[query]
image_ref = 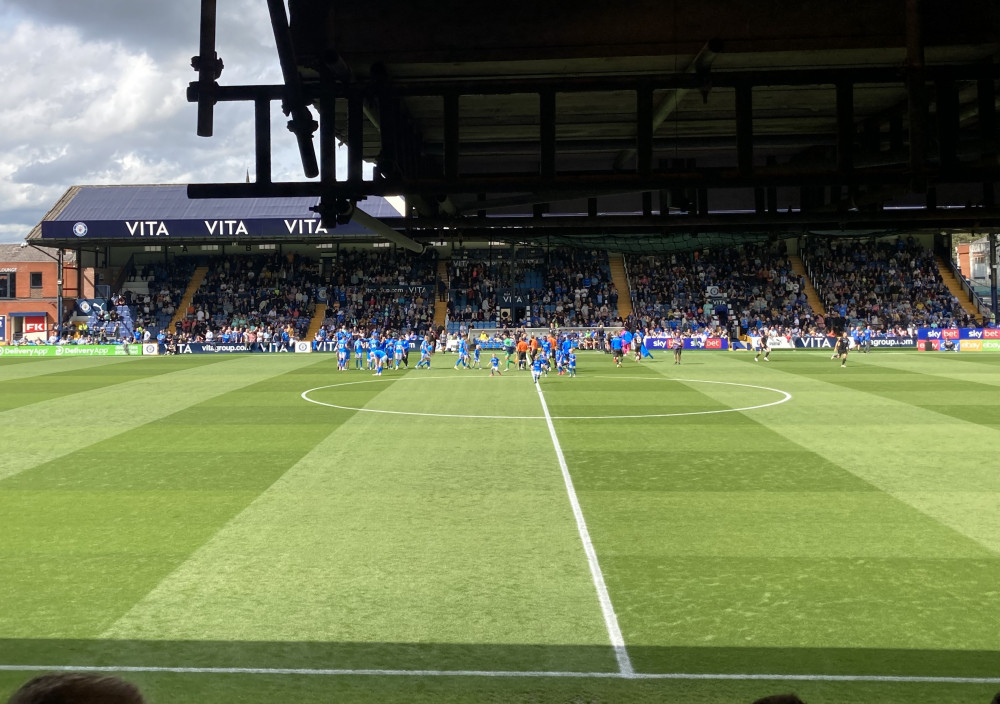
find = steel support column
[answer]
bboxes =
[905,0,927,189]
[56,249,64,334]
[636,84,653,178]
[936,78,959,170]
[266,0,318,178]
[540,90,556,179]
[836,80,854,175]
[255,96,273,185]
[736,82,754,177]
[444,93,459,180]
[347,89,364,185]
[979,67,996,207]
[193,0,219,137]
[991,232,998,320]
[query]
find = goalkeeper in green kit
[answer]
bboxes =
[503,333,515,370]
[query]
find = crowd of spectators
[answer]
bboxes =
[129,259,197,333]
[180,252,320,341]
[317,248,438,334]
[800,236,978,330]
[627,243,816,337]
[124,248,439,346]
[446,246,621,328]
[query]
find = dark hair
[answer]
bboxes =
[7,673,146,704]
[751,695,807,704]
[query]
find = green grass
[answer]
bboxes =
[0,350,998,703]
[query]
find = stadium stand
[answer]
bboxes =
[801,236,978,330]
[445,246,619,331]
[318,248,438,334]
[180,253,319,341]
[626,243,815,335]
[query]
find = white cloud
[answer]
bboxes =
[0,3,300,244]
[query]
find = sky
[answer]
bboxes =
[0,0,325,243]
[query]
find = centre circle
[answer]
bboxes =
[300,376,792,420]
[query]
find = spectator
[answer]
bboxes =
[6,673,146,704]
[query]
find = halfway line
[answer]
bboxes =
[533,380,634,677]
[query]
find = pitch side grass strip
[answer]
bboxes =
[0,356,214,413]
[0,356,139,385]
[0,356,324,482]
[533,379,633,676]
[726,353,1000,554]
[859,351,1000,389]
[1,663,999,683]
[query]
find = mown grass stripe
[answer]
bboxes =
[728,354,1000,554]
[0,356,139,384]
[0,356,324,483]
[99,370,614,673]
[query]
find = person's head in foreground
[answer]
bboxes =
[7,673,146,704]
[751,695,806,704]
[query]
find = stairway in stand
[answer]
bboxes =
[166,266,209,332]
[789,255,826,316]
[608,253,633,320]
[936,255,982,320]
[305,303,328,339]
[433,259,450,328]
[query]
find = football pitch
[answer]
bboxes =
[0,349,997,703]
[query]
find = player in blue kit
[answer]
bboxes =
[367,332,380,370]
[489,353,502,376]
[531,356,543,384]
[639,329,654,360]
[555,349,566,375]
[472,343,482,369]
[383,334,395,367]
[454,336,469,370]
[354,337,365,369]
[416,336,433,369]
[336,336,349,370]
[561,336,573,357]
[372,348,387,376]
[394,338,406,370]
[567,351,577,377]
[610,332,624,367]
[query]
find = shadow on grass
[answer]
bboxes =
[0,640,996,679]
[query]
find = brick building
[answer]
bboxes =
[0,244,95,343]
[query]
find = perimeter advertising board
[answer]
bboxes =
[918,328,1000,340]
[916,328,1000,350]
[644,337,730,350]
[0,344,141,357]
[175,342,286,353]
[790,335,921,348]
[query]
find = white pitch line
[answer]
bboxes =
[533,380,634,677]
[0,664,996,684]
[300,377,792,420]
